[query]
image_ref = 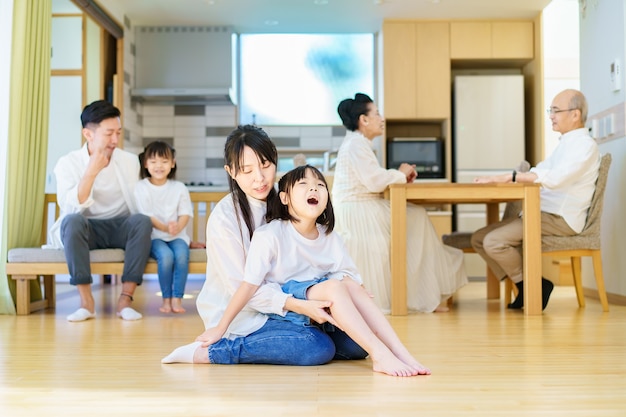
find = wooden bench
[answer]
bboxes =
[6,191,228,315]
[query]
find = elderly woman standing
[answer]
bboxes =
[332,93,467,313]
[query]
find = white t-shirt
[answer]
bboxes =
[531,128,600,233]
[195,194,291,338]
[244,220,363,287]
[134,179,193,244]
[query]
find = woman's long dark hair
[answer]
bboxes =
[223,125,278,239]
[337,93,374,131]
[267,165,334,235]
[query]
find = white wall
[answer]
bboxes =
[47,0,84,193]
[579,0,626,297]
[543,0,580,157]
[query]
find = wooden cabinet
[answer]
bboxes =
[383,21,450,120]
[382,19,535,179]
[450,21,533,60]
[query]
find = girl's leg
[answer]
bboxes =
[341,279,430,374]
[169,239,190,313]
[151,239,174,313]
[307,280,420,377]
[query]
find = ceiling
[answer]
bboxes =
[97,0,554,33]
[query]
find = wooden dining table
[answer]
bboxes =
[387,182,542,316]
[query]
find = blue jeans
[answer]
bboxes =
[207,317,368,365]
[150,238,189,299]
[267,277,329,326]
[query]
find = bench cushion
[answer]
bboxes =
[7,248,207,263]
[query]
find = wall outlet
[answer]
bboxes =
[605,113,615,136]
[591,119,599,139]
[611,59,621,91]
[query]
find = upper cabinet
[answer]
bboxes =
[450,21,534,60]
[383,21,450,120]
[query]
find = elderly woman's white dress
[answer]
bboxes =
[332,130,468,313]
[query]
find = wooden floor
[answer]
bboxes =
[1,278,625,417]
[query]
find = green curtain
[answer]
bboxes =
[0,0,51,314]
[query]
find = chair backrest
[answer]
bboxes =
[579,153,612,237]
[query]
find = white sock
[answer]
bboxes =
[161,341,202,364]
[67,308,96,322]
[117,307,142,321]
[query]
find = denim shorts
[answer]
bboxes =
[268,277,329,326]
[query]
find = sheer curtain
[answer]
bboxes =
[0,0,51,314]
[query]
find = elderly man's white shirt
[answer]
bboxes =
[531,127,600,233]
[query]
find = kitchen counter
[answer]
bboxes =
[186,185,230,193]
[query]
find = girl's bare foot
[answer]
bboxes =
[403,359,431,375]
[391,347,432,375]
[171,298,186,313]
[371,351,420,377]
[160,299,172,313]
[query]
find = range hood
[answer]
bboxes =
[131,88,236,106]
[131,26,237,106]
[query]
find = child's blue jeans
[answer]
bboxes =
[150,238,189,299]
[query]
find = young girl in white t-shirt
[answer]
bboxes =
[135,141,193,314]
[193,165,430,377]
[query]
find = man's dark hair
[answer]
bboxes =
[80,100,121,128]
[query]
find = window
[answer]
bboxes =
[239,34,375,126]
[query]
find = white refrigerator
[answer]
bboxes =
[452,75,525,277]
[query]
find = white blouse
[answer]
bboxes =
[195,194,291,338]
[332,130,406,203]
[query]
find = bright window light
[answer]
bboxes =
[239,34,375,126]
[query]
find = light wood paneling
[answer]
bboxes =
[383,21,417,119]
[415,22,450,119]
[383,21,450,120]
[450,21,492,59]
[451,21,534,60]
[1,280,625,416]
[492,21,534,59]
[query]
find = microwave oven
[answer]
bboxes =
[386,137,445,179]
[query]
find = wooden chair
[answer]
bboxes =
[536,153,612,311]
[443,153,612,311]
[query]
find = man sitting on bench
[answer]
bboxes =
[47,100,152,322]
